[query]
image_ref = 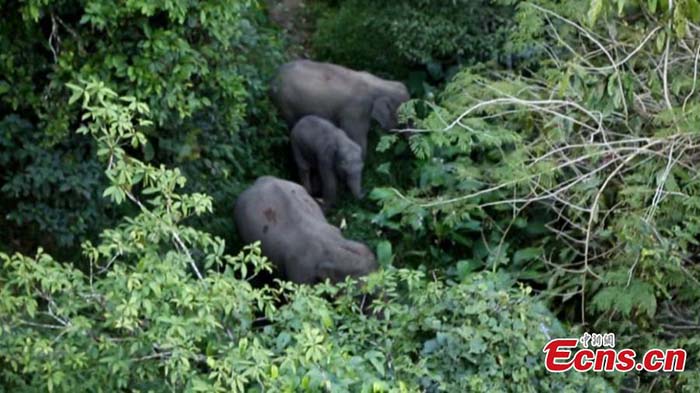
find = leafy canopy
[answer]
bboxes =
[0,80,612,393]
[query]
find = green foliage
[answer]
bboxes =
[3,1,699,391]
[1,249,613,392]
[311,0,515,86]
[0,0,286,254]
[0,82,611,393]
[4,0,279,135]
[367,1,700,390]
[0,115,112,252]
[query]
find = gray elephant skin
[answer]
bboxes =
[291,115,364,209]
[271,59,410,155]
[234,176,377,284]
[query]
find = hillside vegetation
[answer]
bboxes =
[1,0,699,391]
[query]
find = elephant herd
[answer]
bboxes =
[234,59,410,285]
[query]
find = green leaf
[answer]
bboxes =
[376,134,398,152]
[591,281,657,317]
[512,248,542,265]
[369,187,396,201]
[649,0,658,13]
[469,335,486,354]
[674,7,688,37]
[689,0,700,21]
[377,241,394,266]
[365,351,385,377]
[588,0,604,26]
[192,378,213,392]
[456,260,481,279]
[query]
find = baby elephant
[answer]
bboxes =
[234,176,377,284]
[291,115,364,209]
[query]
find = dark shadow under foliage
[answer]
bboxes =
[0,0,288,259]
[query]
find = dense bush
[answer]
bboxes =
[0,116,111,253]
[3,0,699,391]
[0,82,612,392]
[0,0,286,254]
[370,0,700,389]
[311,0,515,88]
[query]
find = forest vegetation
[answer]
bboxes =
[1,0,699,391]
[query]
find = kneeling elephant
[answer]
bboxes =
[234,176,377,284]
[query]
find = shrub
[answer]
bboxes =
[370,1,700,389]
[311,0,514,83]
[0,116,112,253]
[0,81,613,393]
[0,0,286,254]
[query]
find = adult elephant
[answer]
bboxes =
[234,176,377,284]
[270,59,410,155]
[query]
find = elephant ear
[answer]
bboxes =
[371,96,395,130]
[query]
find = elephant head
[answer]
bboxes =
[336,139,365,199]
[318,240,377,283]
[371,84,410,130]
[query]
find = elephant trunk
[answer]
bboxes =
[347,173,364,199]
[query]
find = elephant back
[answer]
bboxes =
[272,60,374,123]
[239,176,324,220]
[235,177,326,240]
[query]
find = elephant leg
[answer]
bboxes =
[279,104,298,128]
[340,116,370,159]
[292,144,312,193]
[310,170,322,197]
[286,266,315,284]
[317,259,367,284]
[284,251,318,284]
[317,261,342,283]
[299,169,312,195]
[356,133,368,158]
[319,164,338,210]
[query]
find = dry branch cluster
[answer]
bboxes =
[399,5,700,324]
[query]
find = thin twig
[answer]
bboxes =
[683,42,700,112]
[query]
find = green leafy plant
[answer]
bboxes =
[311,0,515,89]
[369,1,700,389]
[0,0,287,254]
[0,81,612,393]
